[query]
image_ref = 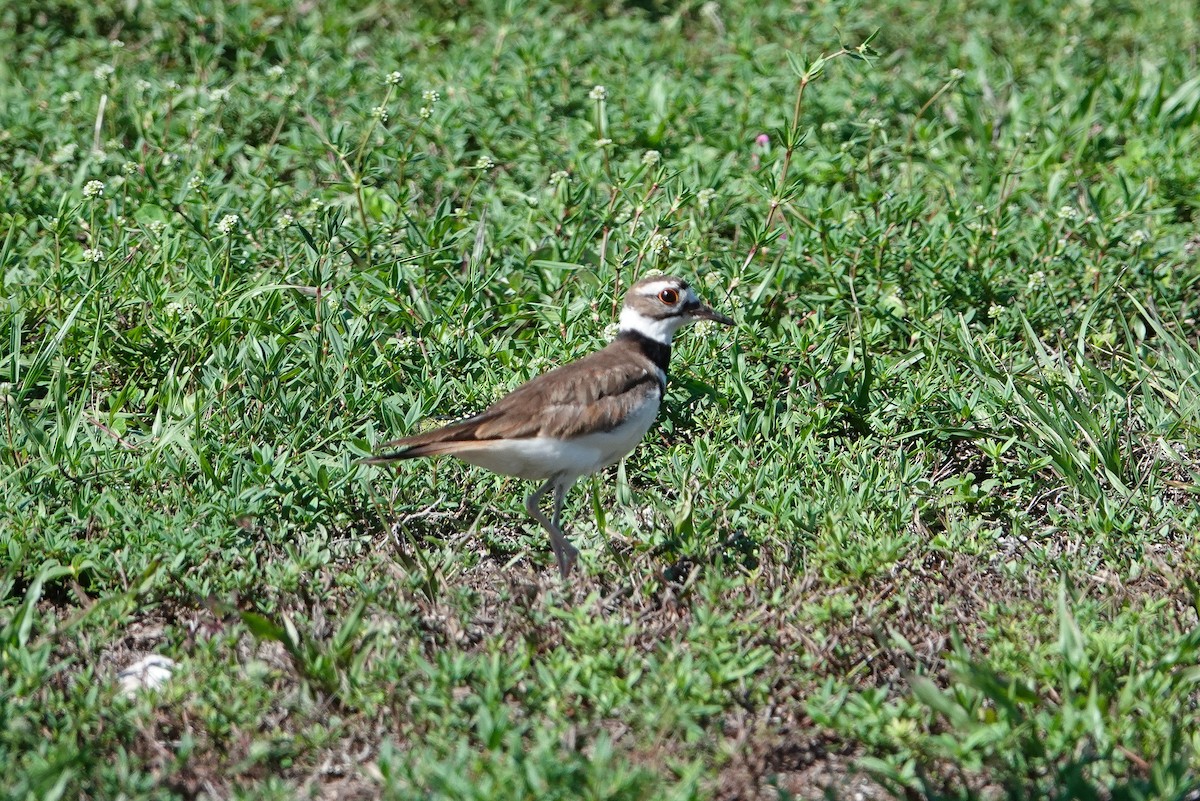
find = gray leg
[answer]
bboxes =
[524,477,579,580]
[549,479,579,579]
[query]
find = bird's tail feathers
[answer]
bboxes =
[356,447,417,465]
[359,438,487,465]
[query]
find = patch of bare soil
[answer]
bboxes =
[66,514,1197,800]
[415,545,1030,798]
[715,725,888,800]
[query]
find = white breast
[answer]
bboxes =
[451,390,662,481]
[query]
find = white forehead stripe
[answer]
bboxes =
[636,279,689,298]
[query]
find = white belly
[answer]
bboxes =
[451,396,661,481]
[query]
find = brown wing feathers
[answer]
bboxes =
[363,340,661,464]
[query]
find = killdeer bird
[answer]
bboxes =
[363,275,734,579]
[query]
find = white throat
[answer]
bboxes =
[617,307,682,345]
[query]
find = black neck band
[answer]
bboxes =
[618,329,672,376]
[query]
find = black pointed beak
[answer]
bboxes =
[690,303,735,326]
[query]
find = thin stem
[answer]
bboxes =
[739,45,866,277]
[459,171,484,213]
[394,119,427,196]
[903,75,961,192]
[304,113,372,264]
[353,85,395,172]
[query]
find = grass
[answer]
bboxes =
[2,0,1200,798]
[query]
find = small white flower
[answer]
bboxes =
[1057,205,1079,220]
[697,187,717,210]
[419,106,432,120]
[867,117,884,130]
[165,301,184,316]
[217,214,239,235]
[526,355,552,374]
[93,64,115,82]
[267,65,286,79]
[59,90,82,105]
[161,152,177,167]
[109,39,125,49]
[82,248,104,262]
[122,161,139,175]
[52,143,78,164]
[371,105,389,122]
[588,85,607,101]
[595,137,613,148]
[1128,229,1149,246]
[988,303,1004,318]
[648,233,671,257]
[147,220,167,236]
[187,175,204,192]
[389,334,419,352]
[820,121,838,134]
[422,89,440,104]
[82,180,105,199]
[135,79,152,93]
[1027,270,1047,290]
[602,322,619,340]
[641,150,661,166]
[950,68,966,81]
[384,71,403,86]
[277,212,295,229]
[548,170,569,186]
[474,155,494,170]
[210,87,230,103]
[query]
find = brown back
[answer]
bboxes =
[379,336,665,453]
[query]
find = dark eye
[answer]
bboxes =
[658,288,679,304]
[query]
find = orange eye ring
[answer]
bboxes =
[658,288,679,304]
